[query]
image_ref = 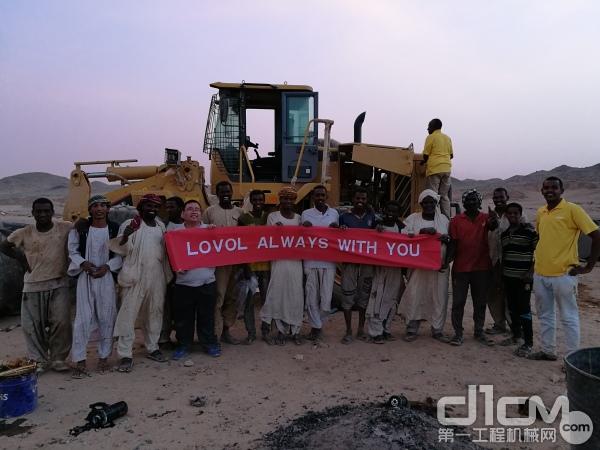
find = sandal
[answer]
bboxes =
[403,333,418,342]
[275,332,286,346]
[147,350,167,363]
[356,331,369,342]
[514,344,532,358]
[97,358,110,374]
[71,362,91,379]
[243,335,256,345]
[341,334,353,345]
[117,357,133,373]
[293,335,303,346]
[449,335,463,346]
[369,335,385,344]
[383,332,396,341]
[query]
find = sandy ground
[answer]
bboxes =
[1,266,599,450]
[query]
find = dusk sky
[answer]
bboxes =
[1,1,599,180]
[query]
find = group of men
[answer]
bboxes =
[1,118,599,376]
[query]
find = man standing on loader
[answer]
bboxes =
[421,118,453,218]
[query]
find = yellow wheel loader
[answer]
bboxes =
[63,81,427,221]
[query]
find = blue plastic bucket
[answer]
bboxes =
[0,372,38,418]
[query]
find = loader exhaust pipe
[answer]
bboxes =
[353,112,366,143]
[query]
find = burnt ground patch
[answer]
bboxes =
[255,401,485,450]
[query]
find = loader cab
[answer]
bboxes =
[204,82,319,183]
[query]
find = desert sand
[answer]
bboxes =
[1,267,599,449]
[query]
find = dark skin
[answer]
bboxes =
[340,191,370,340]
[80,203,111,279]
[242,193,266,279]
[119,201,159,245]
[302,188,338,228]
[492,189,509,216]
[165,200,183,224]
[339,192,368,231]
[217,184,234,209]
[249,193,265,218]
[276,196,296,222]
[0,202,57,272]
[446,193,498,263]
[541,179,600,275]
[376,204,403,231]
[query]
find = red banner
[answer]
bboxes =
[165,226,442,271]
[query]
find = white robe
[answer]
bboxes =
[68,226,122,361]
[398,212,449,332]
[260,211,304,335]
[110,220,172,358]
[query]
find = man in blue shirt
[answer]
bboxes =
[339,187,376,344]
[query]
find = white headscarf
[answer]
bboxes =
[418,189,440,204]
[414,189,448,235]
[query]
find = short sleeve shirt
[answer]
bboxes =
[202,205,243,227]
[534,199,599,276]
[339,210,376,229]
[7,220,71,292]
[301,206,339,270]
[422,130,453,176]
[449,212,492,273]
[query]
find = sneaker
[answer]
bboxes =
[146,350,167,363]
[526,351,557,361]
[171,346,190,361]
[449,335,463,346]
[206,345,221,357]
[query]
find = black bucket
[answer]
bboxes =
[565,347,600,449]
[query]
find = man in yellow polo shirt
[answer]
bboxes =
[529,176,600,361]
[422,118,453,218]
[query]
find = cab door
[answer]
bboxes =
[281,92,318,182]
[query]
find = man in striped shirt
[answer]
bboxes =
[500,203,538,357]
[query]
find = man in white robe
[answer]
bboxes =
[68,195,122,377]
[399,189,451,342]
[111,194,172,372]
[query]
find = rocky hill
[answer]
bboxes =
[0,172,111,205]
[452,163,600,202]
